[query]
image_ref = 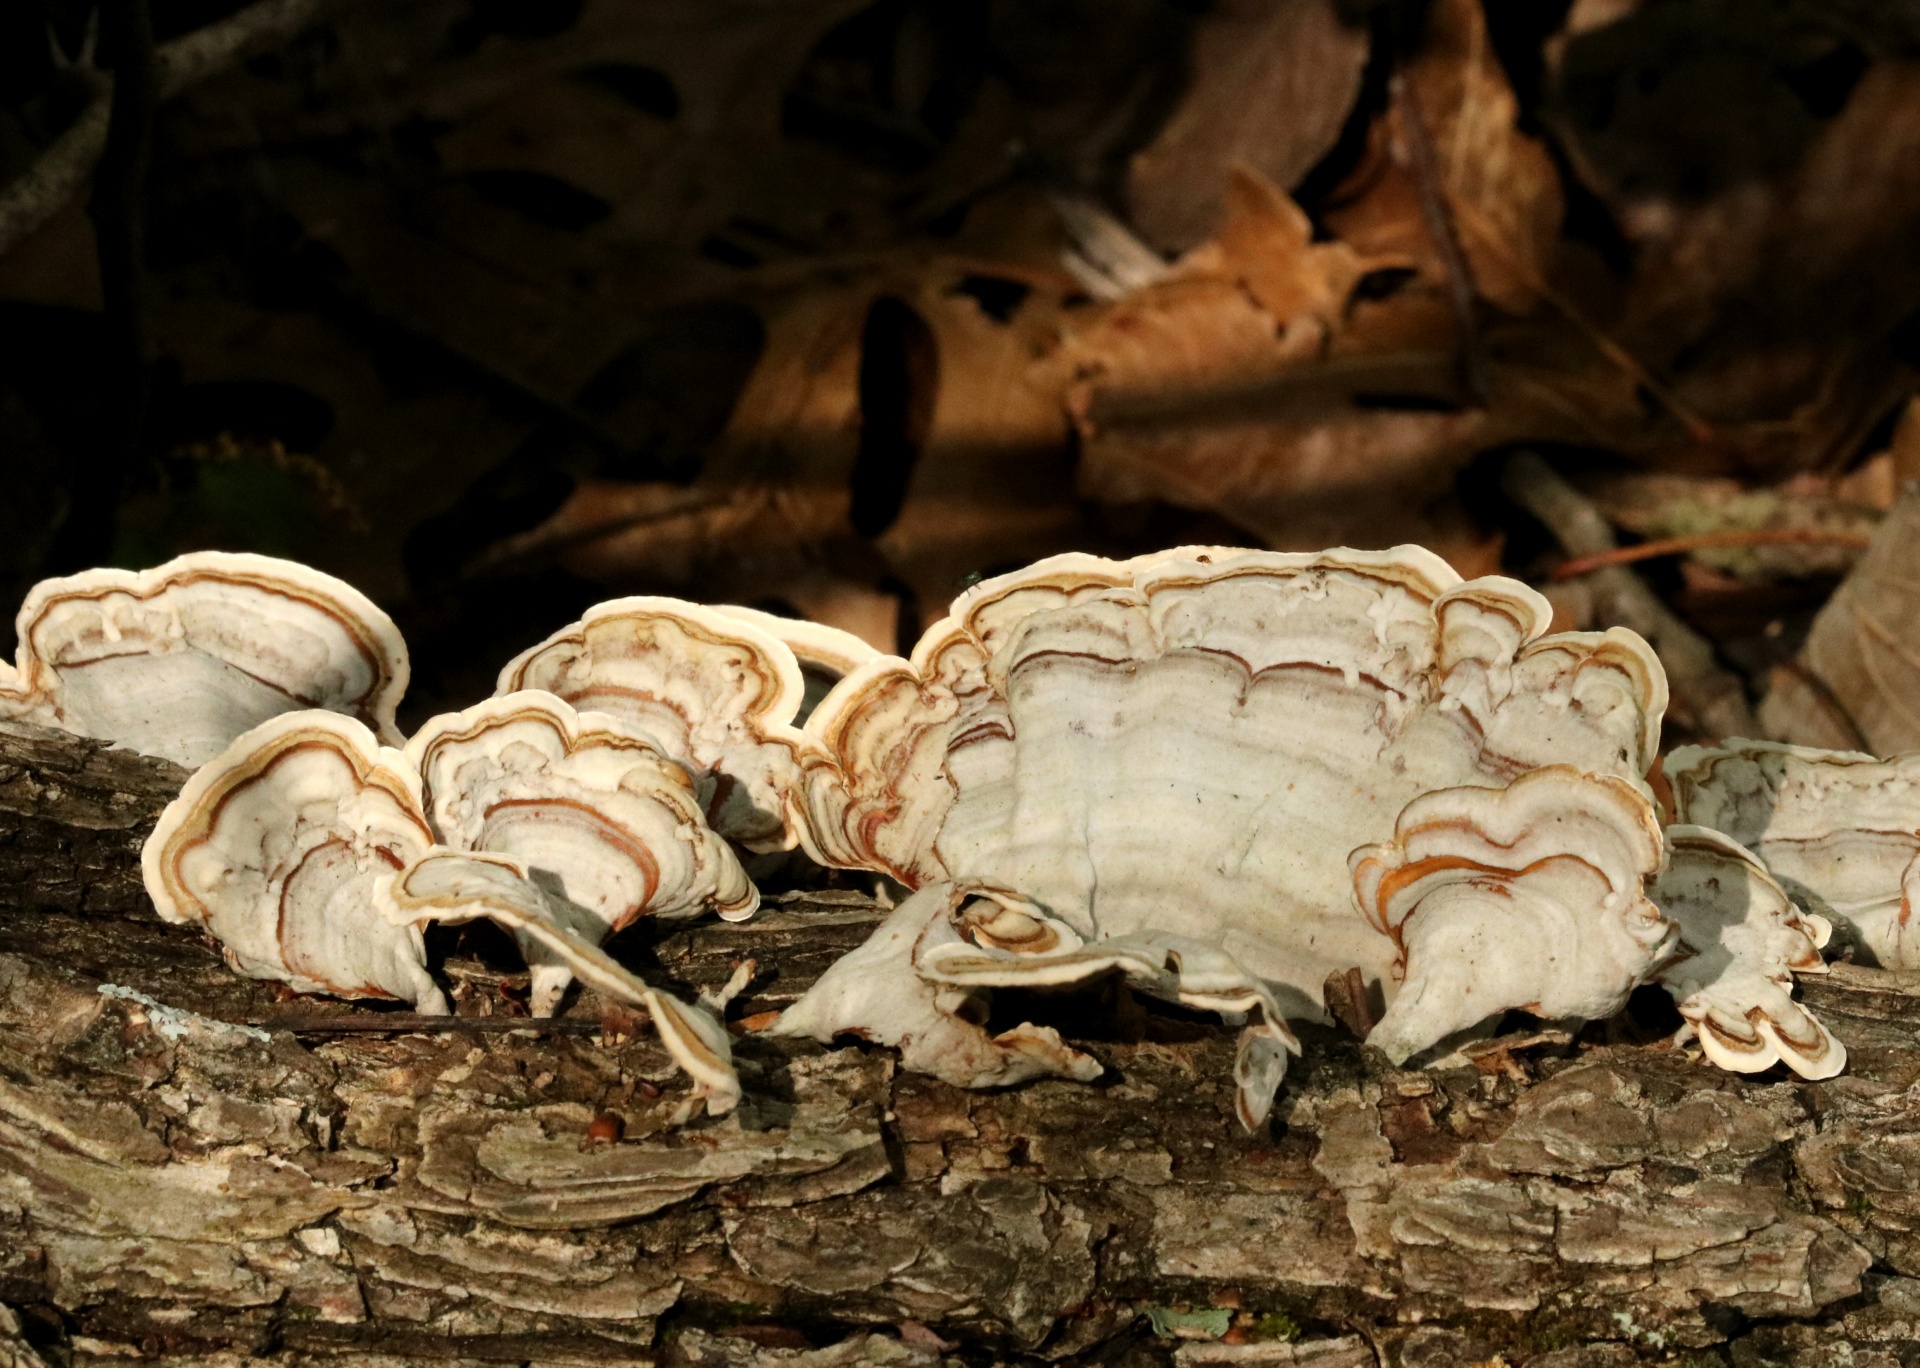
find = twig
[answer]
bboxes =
[0,0,345,260]
[1391,72,1486,402]
[1551,527,1873,580]
[0,78,112,258]
[1503,451,1759,740]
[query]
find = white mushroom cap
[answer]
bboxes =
[1666,737,1920,970]
[784,545,1708,1114]
[1653,825,1842,1079]
[407,691,757,1014]
[10,551,408,768]
[497,597,817,851]
[141,710,444,1010]
[1351,766,1674,1064]
[798,546,1665,896]
[710,605,882,714]
[376,849,740,1115]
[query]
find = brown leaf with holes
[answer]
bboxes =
[1059,165,1559,552]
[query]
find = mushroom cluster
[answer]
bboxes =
[776,547,1844,1125]
[6,546,1854,1127]
[101,563,861,1116]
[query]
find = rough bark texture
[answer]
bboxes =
[1,718,1918,1367]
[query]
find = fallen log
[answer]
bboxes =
[0,717,1917,1367]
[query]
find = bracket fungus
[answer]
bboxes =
[1665,738,1919,970]
[497,597,822,851]
[1349,765,1674,1065]
[712,604,881,721]
[780,546,1837,1125]
[375,850,742,1115]
[141,711,445,1010]
[1,551,407,768]
[1652,826,1843,1078]
[407,690,757,1014]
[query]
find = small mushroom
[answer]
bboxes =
[1652,825,1843,1079]
[1666,738,1919,970]
[497,596,819,851]
[141,711,445,1009]
[375,849,741,1114]
[6,551,407,768]
[1350,766,1675,1063]
[407,690,757,1015]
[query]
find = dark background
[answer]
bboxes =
[3,0,1917,731]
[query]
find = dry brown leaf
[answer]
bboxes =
[472,256,1082,636]
[1123,0,1368,253]
[1058,166,1562,548]
[1182,166,1386,328]
[1322,0,1564,316]
[1561,53,1920,474]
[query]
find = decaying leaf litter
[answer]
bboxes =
[4,0,1920,1363]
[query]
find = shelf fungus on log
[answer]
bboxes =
[712,603,882,722]
[1665,738,1920,970]
[1349,766,1674,1064]
[1652,825,1844,1079]
[782,546,1835,1126]
[0,551,407,767]
[375,849,743,1116]
[140,711,446,1010]
[497,596,822,851]
[407,690,758,1014]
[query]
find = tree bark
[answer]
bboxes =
[1,717,1918,1367]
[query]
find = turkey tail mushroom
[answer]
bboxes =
[782,544,1750,1119]
[1351,766,1675,1064]
[1653,825,1844,1080]
[407,690,756,1016]
[140,711,445,1009]
[376,850,742,1115]
[768,882,1105,1096]
[7,551,408,767]
[497,596,821,852]
[1666,738,1920,970]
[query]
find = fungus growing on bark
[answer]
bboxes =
[712,604,881,721]
[780,545,1831,1125]
[139,701,751,1109]
[1652,825,1843,1079]
[1665,738,1920,970]
[140,711,444,1009]
[407,690,757,1015]
[2,551,407,768]
[1349,766,1674,1064]
[497,597,819,850]
[376,849,742,1115]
